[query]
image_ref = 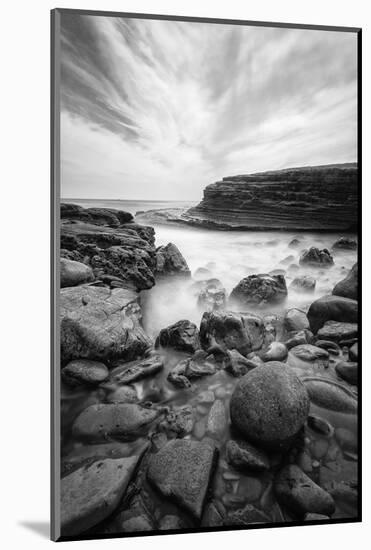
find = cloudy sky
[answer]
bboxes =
[60,13,357,200]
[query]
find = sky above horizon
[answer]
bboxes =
[60,14,357,200]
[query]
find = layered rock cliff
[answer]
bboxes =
[184,163,358,231]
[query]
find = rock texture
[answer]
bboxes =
[60,285,151,364]
[155,243,191,278]
[156,320,200,353]
[230,274,287,307]
[184,164,357,231]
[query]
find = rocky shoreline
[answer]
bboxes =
[59,203,358,537]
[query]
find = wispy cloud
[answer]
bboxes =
[60,14,357,200]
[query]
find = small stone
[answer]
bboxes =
[291,344,329,362]
[226,439,270,472]
[207,400,227,438]
[62,359,109,387]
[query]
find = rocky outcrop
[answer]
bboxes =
[155,243,191,278]
[60,285,152,365]
[61,203,156,291]
[184,164,357,231]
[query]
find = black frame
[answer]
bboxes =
[51,8,362,542]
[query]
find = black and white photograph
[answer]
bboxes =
[52,8,360,542]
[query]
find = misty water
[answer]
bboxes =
[61,200,358,525]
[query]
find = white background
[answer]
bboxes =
[1,0,369,548]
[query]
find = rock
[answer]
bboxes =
[61,203,134,226]
[147,439,218,520]
[289,238,302,248]
[307,415,334,437]
[61,359,109,387]
[290,275,316,293]
[206,400,227,438]
[60,455,142,536]
[60,286,152,364]
[332,237,357,250]
[290,344,329,362]
[198,279,226,312]
[185,354,217,378]
[262,342,288,362]
[284,329,313,349]
[335,428,357,454]
[263,314,282,344]
[162,406,194,437]
[230,273,287,307]
[275,465,335,517]
[302,377,357,414]
[105,386,138,404]
[314,339,340,354]
[317,321,357,343]
[224,349,255,377]
[201,501,224,527]
[167,361,192,389]
[120,514,154,532]
[299,247,334,267]
[226,439,270,471]
[349,342,358,361]
[158,515,186,530]
[200,310,264,355]
[224,504,270,525]
[184,164,358,231]
[60,258,94,288]
[332,263,358,300]
[307,295,358,333]
[284,308,310,332]
[155,243,191,278]
[156,320,200,353]
[109,356,163,385]
[230,363,310,450]
[72,403,159,441]
[335,361,358,385]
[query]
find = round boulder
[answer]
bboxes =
[229,274,287,307]
[230,363,310,450]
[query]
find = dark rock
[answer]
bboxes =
[289,238,302,248]
[184,164,358,231]
[156,320,200,353]
[226,439,270,471]
[332,263,358,300]
[155,243,191,278]
[109,356,163,385]
[201,501,225,527]
[200,310,264,355]
[61,455,142,536]
[349,342,358,361]
[290,344,329,362]
[230,363,310,450]
[307,415,334,437]
[206,400,227,438]
[284,308,310,332]
[332,237,357,250]
[284,329,313,349]
[335,361,358,385]
[72,403,159,441]
[307,295,358,333]
[147,439,218,520]
[302,377,357,413]
[299,247,334,267]
[275,465,335,517]
[224,349,255,377]
[224,504,270,525]
[185,355,217,378]
[230,274,287,307]
[317,321,357,343]
[167,361,192,389]
[60,286,152,364]
[61,203,133,226]
[162,406,194,437]
[262,342,288,362]
[314,340,341,354]
[60,258,94,288]
[62,359,109,387]
[304,513,330,521]
[290,275,316,293]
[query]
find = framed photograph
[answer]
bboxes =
[51,8,361,542]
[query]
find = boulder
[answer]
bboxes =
[332,237,357,250]
[284,308,310,332]
[147,439,218,520]
[290,344,329,362]
[60,258,94,288]
[200,310,264,355]
[307,295,358,333]
[290,275,316,293]
[299,247,334,267]
[302,377,357,414]
[226,439,270,472]
[230,274,287,307]
[156,320,200,353]
[109,356,163,385]
[61,359,109,387]
[333,263,358,300]
[262,342,288,362]
[230,363,310,450]
[155,243,191,278]
[72,403,159,441]
[60,285,152,364]
[61,455,142,536]
[275,465,335,517]
[284,329,313,349]
[162,406,194,437]
[317,321,358,343]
